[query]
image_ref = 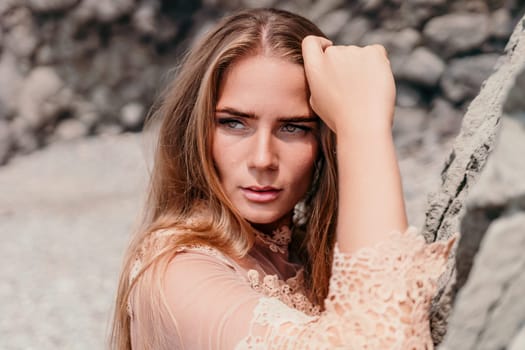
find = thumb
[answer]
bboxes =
[302,35,332,76]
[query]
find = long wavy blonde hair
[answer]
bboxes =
[110,8,338,349]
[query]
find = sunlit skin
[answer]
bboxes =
[212,55,319,235]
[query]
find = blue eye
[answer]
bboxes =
[281,124,309,134]
[217,118,245,130]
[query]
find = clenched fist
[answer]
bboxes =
[301,35,396,135]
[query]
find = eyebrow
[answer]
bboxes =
[215,107,318,123]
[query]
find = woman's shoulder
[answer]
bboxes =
[129,225,239,285]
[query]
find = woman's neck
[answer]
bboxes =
[250,212,293,236]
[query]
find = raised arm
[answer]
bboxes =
[302,36,407,254]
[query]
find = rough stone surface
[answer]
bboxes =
[441,54,500,103]
[52,118,90,141]
[16,67,66,129]
[27,0,79,12]
[0,0,521,166]
[72,0,135,23]
[424,13,490,57]
[338,16,371,44]
[399,0,447,27]
[441,210,525,350]
[424,14,525,344]
[490,8,514,39]
[3,7,38,59]
[358,0,383,12]
[509,325,525,350]
[0,120,12,165]
[120,102,145,130]
[428,98,463,139]
[0,53,24,115]
[396,82,423,108]
[317,9,351,38]
[398,47,445,87]
[10,117,40,154]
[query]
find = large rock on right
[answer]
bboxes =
[439,52,525,350]
[422,12,525,347]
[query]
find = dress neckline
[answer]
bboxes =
[252,225,293,255]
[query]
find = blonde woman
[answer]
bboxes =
[111,8,455,349]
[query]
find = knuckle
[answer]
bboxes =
[302,35,314,46]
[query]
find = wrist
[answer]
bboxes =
[335,123,393,146]
[330,110,394,137]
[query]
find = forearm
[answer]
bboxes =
[335,125,407,254]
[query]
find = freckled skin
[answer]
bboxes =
[213,55,319,233]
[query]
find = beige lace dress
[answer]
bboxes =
[128,225,455,349]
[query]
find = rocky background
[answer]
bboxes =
[0,0,524,166]
[441,61,525,348]
[444,61,525,348]
[1,0,525,349]
[421,15,525,347]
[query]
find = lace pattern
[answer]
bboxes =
[237,227,456,349]
[235,297,316,350]
[253,226,293,255]
[247,268,321,316]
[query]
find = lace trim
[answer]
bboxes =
[246,268,321,316]
[235,297,316,350]
[253,225,292,255]
[238,227,457,349]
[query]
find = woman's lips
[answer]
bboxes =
[241,186,282,203]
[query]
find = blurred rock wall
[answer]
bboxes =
[418,12,525,346]
[439,46,525,350]
[0,0,523,165]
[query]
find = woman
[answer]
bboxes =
[111,8,455,349]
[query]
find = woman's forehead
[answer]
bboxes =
[217,55,311,117]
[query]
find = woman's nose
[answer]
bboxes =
[248,130,278,171]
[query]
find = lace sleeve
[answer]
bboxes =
[236,227,456,349]
[156,228,455,349]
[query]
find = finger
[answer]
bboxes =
[370,44,388,58]
[302,35,332,72]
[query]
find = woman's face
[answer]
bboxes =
[213,54,319,232]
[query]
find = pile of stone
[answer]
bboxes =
[416,13,525,347]
[0,0,523,165]
[439,41,525,350]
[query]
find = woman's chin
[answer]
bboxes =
[243,210,293,233]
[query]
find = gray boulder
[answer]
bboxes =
[424,13,525,344]
[440,64,525,348]
[441,54,500,103]
[428,98,463,139]
[424,13,490,57]
[52,118,90,142]
[0,53,25,115]
[490,8,514,40]
[358,0,383,12]
[398,46,445,87]
[395,82,423,108]
[338,16,372,44]
[16,67,66,129]
[27,0,79,12]
[3,7,39,59]
[0,120,12,165]
[317,9,351,38]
